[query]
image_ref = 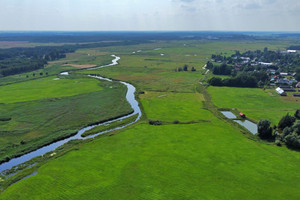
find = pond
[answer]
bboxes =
[221,111,236,119]
[234,120,258,135]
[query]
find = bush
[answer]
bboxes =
[149,120,162,125]
[208,77,223,86]
[173,120,180,124]
[257,119,273,139]
[285,132,300,148]
[278,114,295,130]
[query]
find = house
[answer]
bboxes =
[293,93,300,97]
[280,72,288,76]
[276,87,287,96]
[239,113,246,118]
[296,82,300,88]
[276,78,290,85]
[287,50,297,53]
[259,62,273,66]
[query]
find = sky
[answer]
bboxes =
[0,0,299,31]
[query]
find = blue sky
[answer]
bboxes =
[0,0,299,31]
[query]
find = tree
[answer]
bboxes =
[208,77,223,86]
[284,132,300,148]
[292,120,300,134]
[178,67,183,72]
[257,119,273,139]
[191,67,196,72]
[295,109,300,120]
[183,65,188,71]
[278,114,295,130]
[206,61,213,69]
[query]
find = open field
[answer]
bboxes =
[0,76,103,103]
[1,89,300,199]
[1,39,300,199]
[0,76,132,163]
[140,91,215,122]
[208,86,300,124]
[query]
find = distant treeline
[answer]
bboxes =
[288,46,300,50]
[0,41,140,77]
[0,31,262,43]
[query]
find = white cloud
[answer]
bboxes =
[0,0,299,31]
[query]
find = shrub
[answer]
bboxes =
[278,114,295,130]
[149,120,162,125]
[257,119,273,139]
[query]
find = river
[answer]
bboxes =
[0,55,142,173]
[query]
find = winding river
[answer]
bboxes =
[0,55,142,173]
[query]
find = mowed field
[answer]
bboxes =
[1,91,300,199]
[208,86,300,124]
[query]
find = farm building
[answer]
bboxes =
[276,87,287,96]
[283,88,296,92]
[280,72,288,76]
[293,93,300,97]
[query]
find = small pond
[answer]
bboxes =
[221,111,236,119]
[234,120,257,135]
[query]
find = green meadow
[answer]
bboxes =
[0,76,103,103]
[208,86,300,124]
[0,75,132,163]
[1,39,300,199]
[1,90,300,199]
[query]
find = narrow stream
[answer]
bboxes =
[0,55,142,173]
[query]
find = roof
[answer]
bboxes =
[276,87,285,94]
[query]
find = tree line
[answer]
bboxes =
[0,41,141,77]
[258,110,300,149]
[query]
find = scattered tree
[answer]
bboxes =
[183,65,188,71]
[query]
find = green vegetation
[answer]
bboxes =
[81,114,138,137]
[1,90,300,199]
[208,86,300,123]
[0,76,132,163]
[1,38,300,199]
[140,91,215,122]
[0,76,103,103]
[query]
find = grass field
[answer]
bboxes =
[0,76,103,103]
[1,90,300,199]
[0,76,132,163]
[140,91,215,122]
[208,86,300,124]
[1,39,300,199]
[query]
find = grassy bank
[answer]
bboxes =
[208,86,300,124]
[81,114,139,137]
[0,76,133,163]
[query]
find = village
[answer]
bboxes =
[211,47,300,97]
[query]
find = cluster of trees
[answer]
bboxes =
[257,110,300,149]
[0,46,74,77]
[175,65,196,72]
[210,63,232,75]
[208,71,268,88]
